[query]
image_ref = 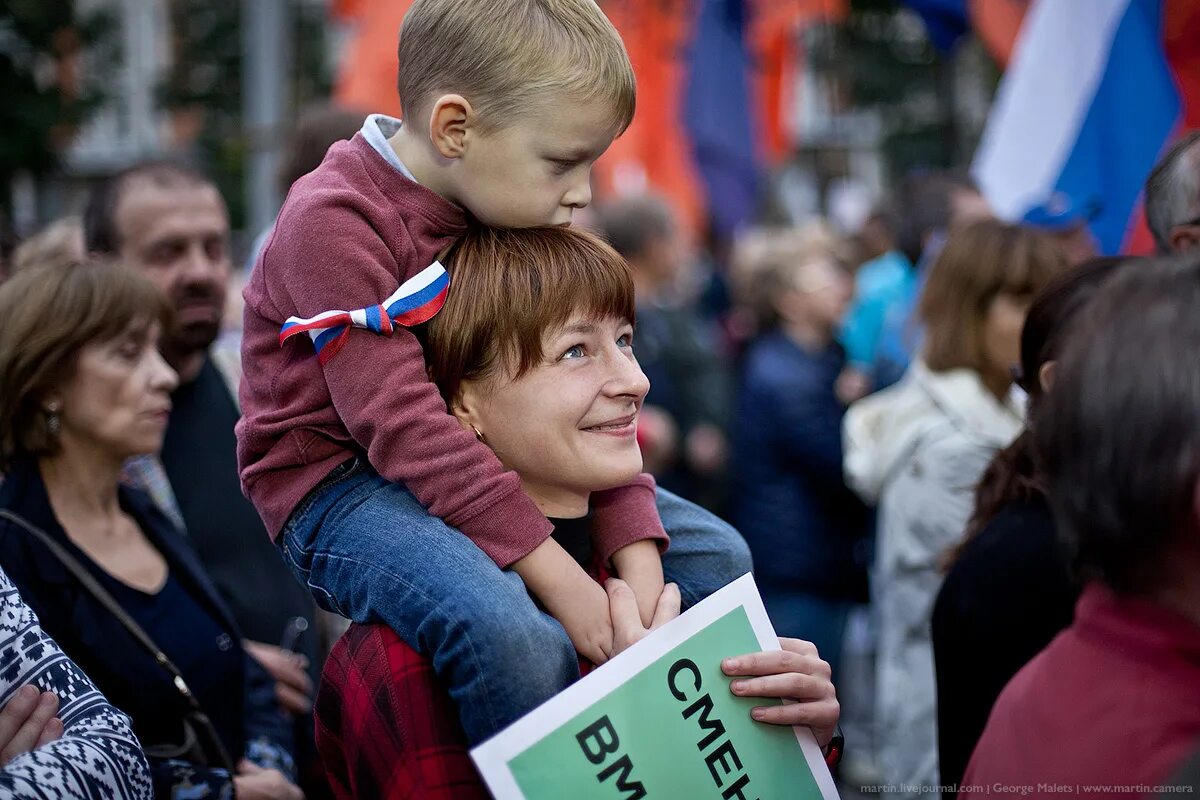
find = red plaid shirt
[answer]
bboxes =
[314,570,841,798]
[314,566,608,799]
[315,623,491,799]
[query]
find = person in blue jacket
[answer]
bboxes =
[732,241,871,680]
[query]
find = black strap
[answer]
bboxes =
[0,509,236,772]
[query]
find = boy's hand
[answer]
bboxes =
[607,579,680,656]
[511,537,615,665]
[543,579,615,666]
[610,540,665,627]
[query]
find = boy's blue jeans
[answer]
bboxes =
[279,457,751,745]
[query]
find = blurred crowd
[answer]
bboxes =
[0,99,1199,800]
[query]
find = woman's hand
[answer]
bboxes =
[721,638,839,748]
[233,760,304,800]
[0,685,63,765]
[607,579,681,656]
[244,641,313,716]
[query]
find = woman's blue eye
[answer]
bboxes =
[617,334,633,349]
[561,345,585,359]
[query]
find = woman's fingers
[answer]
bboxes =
[747,697,840,733]
[0,686,40,758]
[245,641,312,695]
[2,692,58,764]
[721,648,831,681]
[275,683,314,716]
[779,638,819,657]
[34,717,64,749]
[721,638,840,748]
[729,672,834,702]
[649,583,681,630]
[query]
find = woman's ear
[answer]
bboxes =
[429,94,473,160]
[449,381,484,436]
[1038,360,1057,394]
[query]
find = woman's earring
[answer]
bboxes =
[471,425,486,444]
[45,402,61,437]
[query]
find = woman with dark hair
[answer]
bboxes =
[0,260,300,799]
[962,254,1200,788]
[931,257,1128,795]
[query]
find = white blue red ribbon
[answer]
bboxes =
[279,262,450,364]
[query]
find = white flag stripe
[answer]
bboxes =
[973,0,1130,219]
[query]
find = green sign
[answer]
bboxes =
[472,575,839,799]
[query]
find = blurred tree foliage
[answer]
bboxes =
[815,0,999,180]
[160,0,333,230]
[0,0,115,212]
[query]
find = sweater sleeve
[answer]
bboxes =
[264,202,552,567]
[0,568,153,800]
[590,474,669,564]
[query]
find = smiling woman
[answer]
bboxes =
[425,226,647,517]
[313,226,840,799]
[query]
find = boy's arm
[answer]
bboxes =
[512,539,614,664]
[590,473,670,563]
[609,540,664,627]
[592,474,669,626]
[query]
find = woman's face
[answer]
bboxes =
[51,321,178,461]
[456,313,649,515]
[982,292,1032,387]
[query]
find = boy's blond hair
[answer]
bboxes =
[398,0,636,133]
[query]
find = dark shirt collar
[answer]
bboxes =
[548,511,593,568]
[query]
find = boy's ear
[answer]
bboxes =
[429,94,473,160]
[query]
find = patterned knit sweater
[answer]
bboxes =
[0,565,151,798]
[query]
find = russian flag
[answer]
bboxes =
[973,0,1187,255]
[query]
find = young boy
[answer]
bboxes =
[236,0,749,745]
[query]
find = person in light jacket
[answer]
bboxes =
[843,220,1066,799]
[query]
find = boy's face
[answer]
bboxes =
[455,96,621,227]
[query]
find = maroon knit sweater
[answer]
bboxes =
[236,133,667,567]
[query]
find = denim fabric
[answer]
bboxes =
[281,459,749,744]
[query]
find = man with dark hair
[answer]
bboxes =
[962,254,1200,789]
[83,162,320,726]
[1144,130,1200,254]
[84,163,230,385]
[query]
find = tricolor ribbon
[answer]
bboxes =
[279,262,450,364]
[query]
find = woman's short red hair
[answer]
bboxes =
[424,225,636,404]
